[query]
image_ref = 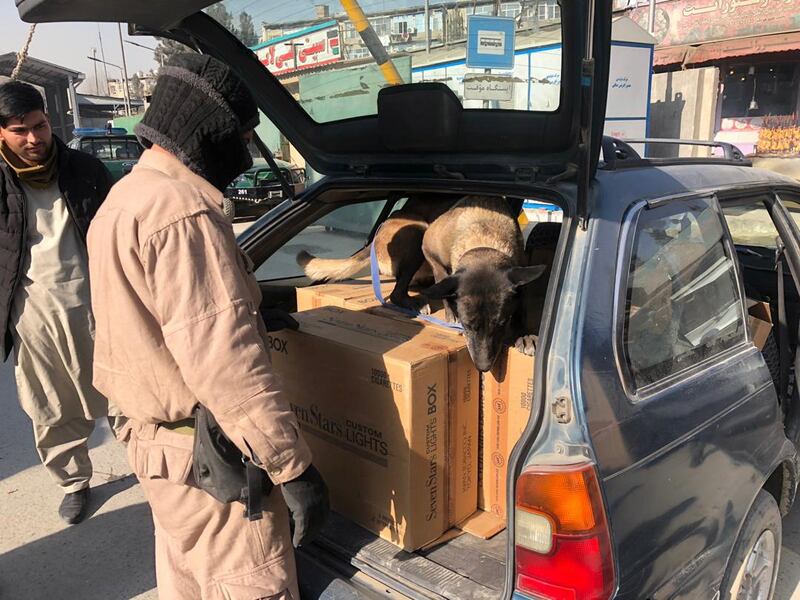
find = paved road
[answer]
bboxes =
[0,358,156,599]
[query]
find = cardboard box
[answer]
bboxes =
[269,307,478,551]
[747,300,773,351]
[296,280,451,330]
[295,279,387,312]
[470,346,535,537]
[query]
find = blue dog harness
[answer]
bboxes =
[369,233,464,332]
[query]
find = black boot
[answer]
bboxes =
[59,488,90,525]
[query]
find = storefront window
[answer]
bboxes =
[721,63,799,118]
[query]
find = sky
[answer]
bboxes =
[1,0,426,93]
[1,2,159,93]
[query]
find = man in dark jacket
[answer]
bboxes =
[0,80,121,524]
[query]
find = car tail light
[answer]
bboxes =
[514,462,615,600]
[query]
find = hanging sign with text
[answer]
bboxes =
[463,74,515,101]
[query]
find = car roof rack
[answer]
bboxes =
[600,136,752,170]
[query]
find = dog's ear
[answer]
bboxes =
[508,265,547,289]
[423,275,460,299]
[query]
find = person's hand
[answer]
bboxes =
[281,464,330,547]
[260,308,299,332]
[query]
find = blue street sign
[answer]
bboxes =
[466,16,516,70]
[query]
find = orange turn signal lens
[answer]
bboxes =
[515,462,605,534]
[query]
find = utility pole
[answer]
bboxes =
[425,0,431,53]
[98,26,111,96]
[483,0,501,109]
[92,48,99,95]
[67,75,82,129]
[88,56,130,117]
[117,23,132,116]
[648,0,656,35]
[340,0,404,85]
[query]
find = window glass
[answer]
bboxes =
[89,140,113,160]
[721,63,799,118]
[623,197,746,389]
[722,202,779,248]
[253,168,282,185]
[227,0,563,121]
[254,199,387,281]
[126,141,143,159]
[108,139,142,160]
[538,0,561,20]
[781,198,800,232]
[500,2,522,18]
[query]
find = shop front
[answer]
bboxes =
[628,0,800,158]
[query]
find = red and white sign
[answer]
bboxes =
[255,22,342,76]
[629,0,800,47]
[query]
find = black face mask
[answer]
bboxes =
[134,54,259,191]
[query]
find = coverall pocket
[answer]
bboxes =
[215,549,297,600]
[128,425,194,484]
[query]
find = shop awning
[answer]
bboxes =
[653,45,690,69]
[686,31,800,66]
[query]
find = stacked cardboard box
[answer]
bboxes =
[295,278,389,312]
[463,346,534,538]
[293,281,536,541]
[295,278,449,325]
[269,306,478,551]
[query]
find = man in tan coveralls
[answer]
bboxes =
[87,54,328,599]
[0,81,122,524]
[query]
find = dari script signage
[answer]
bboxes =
[463,74,515,101]
[253,21,342,76]
[629,0,800,46]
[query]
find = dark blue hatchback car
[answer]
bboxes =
[18,0,800,598]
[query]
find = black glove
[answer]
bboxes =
[281,464,330,547]
[260,307,299,332]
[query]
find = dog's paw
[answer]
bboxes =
[514,335,538,356]
[392,295,431,315]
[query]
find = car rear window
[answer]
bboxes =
[622,196,747,390]
[79,138,141,160]
[207,0,563,123]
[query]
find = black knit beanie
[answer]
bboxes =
[135,54,259,191]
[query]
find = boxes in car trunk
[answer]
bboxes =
[458,346,535,539]
[268,306,479,551]
[479,348,535,517]
[296,281,538,536]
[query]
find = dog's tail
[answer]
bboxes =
[296,246,372,281]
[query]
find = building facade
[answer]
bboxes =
[107,71,158,101]
[623,0,800,156]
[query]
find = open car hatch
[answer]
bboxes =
[17,0,611,194]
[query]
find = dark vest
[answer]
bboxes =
[0,136,113,360]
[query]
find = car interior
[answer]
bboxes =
[721,195,800,439]
[246,190,563,596]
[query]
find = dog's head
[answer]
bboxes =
[424,264,547,372]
